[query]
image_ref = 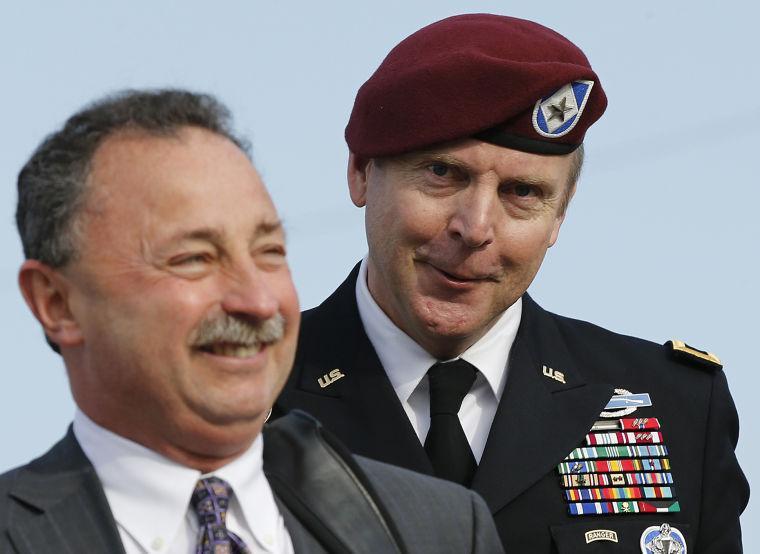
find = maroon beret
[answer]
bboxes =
[345,14,607,157]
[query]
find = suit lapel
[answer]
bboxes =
[280,264,432,474]
[273,495,328,553]
[6,430,125,554]
[472,295,615,513]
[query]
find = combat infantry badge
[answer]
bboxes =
[600,388,652,418]
[640,523,687,553]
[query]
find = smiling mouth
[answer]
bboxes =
[435,267,473,283]
[424,261,497,284]
[196,342,266,358]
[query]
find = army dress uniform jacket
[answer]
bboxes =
[275,264,749,553]
[0,411,503,554]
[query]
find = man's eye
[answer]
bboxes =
[428,163,449,177]
[262,246,286,259]
[171,253,210,265]
[514,184,534,197]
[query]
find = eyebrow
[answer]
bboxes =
[503,175,556,189]
[168,219,285,246]
[402,150,471,171]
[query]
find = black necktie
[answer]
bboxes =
[424,358,478,486]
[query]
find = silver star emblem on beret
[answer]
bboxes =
[547,97,574,123]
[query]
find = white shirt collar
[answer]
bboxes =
[73,409,280,552]
[355,256,521,401]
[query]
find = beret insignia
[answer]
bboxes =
[532,80,594,138]
[665,339,722,371]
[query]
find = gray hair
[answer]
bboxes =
[559,143,584,215]
[16,89,250,267]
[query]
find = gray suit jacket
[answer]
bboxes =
[0,420,502,553]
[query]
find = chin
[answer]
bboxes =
[186,387,271,426]
[198,404,269,432]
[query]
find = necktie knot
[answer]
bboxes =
[192,477,232,527]
[428,359,477,415]
[191,477,250,554]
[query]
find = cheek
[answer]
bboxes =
[264,269,300,335]
[114,280,214,351]
[368,191,449,249]
[502,220,558,261]
[277,276,301,329]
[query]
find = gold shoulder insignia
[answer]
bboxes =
[665,339,722,370]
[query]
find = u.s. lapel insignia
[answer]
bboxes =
[640,523,687,553]
[585,529,618,544]
[318,368,345,388]
[600,388,652,418]
[542,365,566,383]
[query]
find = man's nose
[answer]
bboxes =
[447,188,496,249]
[220,263,280,320]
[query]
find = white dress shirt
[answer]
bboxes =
[355,257,522,462]
[73,410,293,554]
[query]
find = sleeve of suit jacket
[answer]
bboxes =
[356,457,504,554]
[697,368,749,552]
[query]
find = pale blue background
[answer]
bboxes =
[1,0,757,548]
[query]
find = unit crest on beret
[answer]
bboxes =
[665,339,722,371]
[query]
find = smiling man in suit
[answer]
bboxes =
[274,14,749,552]
[0,89,503,554]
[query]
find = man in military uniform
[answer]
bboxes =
[275,14,749,552]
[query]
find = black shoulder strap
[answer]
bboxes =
[263,410,406,554]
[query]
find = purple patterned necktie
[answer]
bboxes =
[191,477,251,554]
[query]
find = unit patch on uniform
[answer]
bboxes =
[532,80,594,138]
[640,523,687,553]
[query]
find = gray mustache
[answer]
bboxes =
[192,312,285,347]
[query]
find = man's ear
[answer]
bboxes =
[347,152,371,207]
[18,260,84,349]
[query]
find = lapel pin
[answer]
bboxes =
[542,365,566,383]
[318,368,346,389]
